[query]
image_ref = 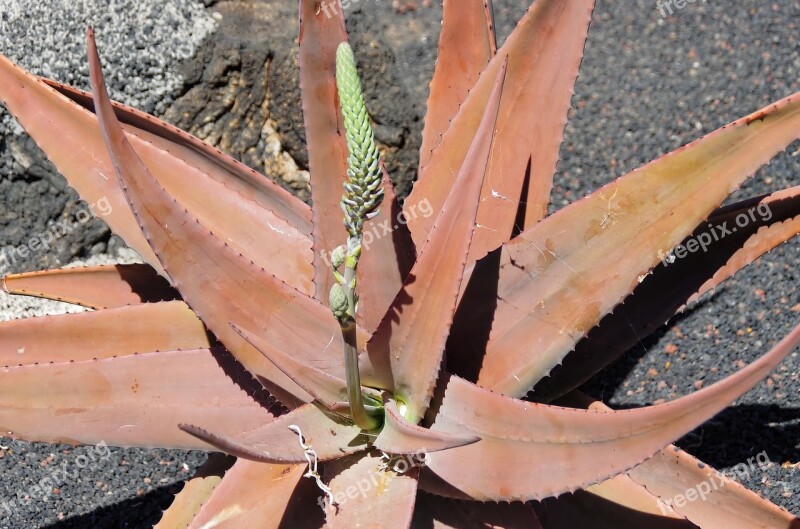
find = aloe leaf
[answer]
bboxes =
[91,99,317,293]
[0,348,274,449]
[584,474,695,526]
[575,450,792,529]
[181,460,310,529]
[533,491,698,529]
[625,449,799,528]
[178,425,299,463]
[424,324,800,501]
[419,0,496,167]
[471,91,800,396]
[625,441,800,527]
[0,301,210,363]
[182,403,367,464]
[373,399,480,455]
[2,264,176,309]
[154,454,234,529]
[231,322,348,408]
[298,0,350,300]
[356,167,416,333]
[43,78,312,234]
[156,475,222,529]
[684,185,800,307]
[412,494,543,529]
[0,53,159,271]
[86,28,364,405]
[325,453,419,529]
[366,60,506,423]
[0,55,314,293]
[509,412,696,524]
[298,0,415,322]
[532,187,800,402]
[406,0,595,263]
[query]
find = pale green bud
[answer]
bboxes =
[331,245,346,269]
[329,283,349,321]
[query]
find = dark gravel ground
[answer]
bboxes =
[0,0,799,527]
[558,0,800,516]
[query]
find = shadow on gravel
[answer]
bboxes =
[43,483,181,529]
[675,404,800,469]
[575,305,800,469]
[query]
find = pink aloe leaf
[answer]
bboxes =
[532,187,800,402]
[86,28,365,405]
[182,403,367,464]
[684,185,800,307]
[533,491,698,529]
[0,54,314,293]
[561,427,795,529]
[0,301,211,364]
[366,60,506,423]
[406,0,595,263]
[324,453,419,529]
[1,264,177,309]
[182,459,313,529]
[468,91,800,397]
[0,52,157,271]
[276,470,332,529]
[373,399,480,455]
[583,474,695,526]
[231,322,348,408]
[297,0,415,322]
[423,323,800,501]
[154,454,234,529]
[544,397,704,527]
[412,494,543,529]
[356,168,416,333]
[43,78,312,234]
[298,0,349,300]
[0,348,275,450]
[626,448,800,528]
[610,404,800,529]
[178,425,298,463]
[419,0,496,167]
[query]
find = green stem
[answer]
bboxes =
[340,259,379,431]
[341,322,379,430]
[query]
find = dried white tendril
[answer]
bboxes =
[288,424,335,506]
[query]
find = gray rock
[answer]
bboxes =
[162,0,424,201]
[0,0,215,274]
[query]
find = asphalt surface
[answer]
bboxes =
[0,0,799,527]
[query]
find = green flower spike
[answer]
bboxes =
[328,42,384,431]
[335,41,384,237]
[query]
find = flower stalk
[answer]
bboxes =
[330,42,383,431]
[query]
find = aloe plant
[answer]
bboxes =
[1,1,800,527]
